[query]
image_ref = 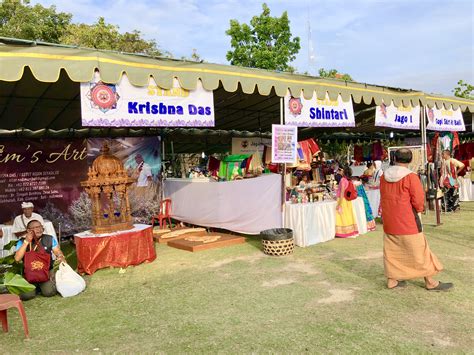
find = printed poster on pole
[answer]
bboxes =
[272,125,297,164]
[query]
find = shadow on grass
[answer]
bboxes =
[241,234,263,252]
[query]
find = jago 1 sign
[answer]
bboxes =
[394,114,413,125]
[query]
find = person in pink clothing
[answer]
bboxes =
[335,166,359,238]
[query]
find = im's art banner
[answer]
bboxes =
[375,101,420,130]
[87,137,162,208]
[284,93,355,127]
[0,139,88,221]
[87,137,161,188]
[426,106,465,131]
[80,73,215,127]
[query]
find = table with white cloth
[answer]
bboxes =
[365,187,381,217]
[0,221,57,258]
[284,197,368,247]
[163,174,282,234]
[351,166,367,177]
[458,177,474,201]
[284,201,337,247]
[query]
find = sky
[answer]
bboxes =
[33,0,473,96]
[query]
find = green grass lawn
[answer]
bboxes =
[3,203,474,354]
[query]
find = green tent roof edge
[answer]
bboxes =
[0,37,473,112]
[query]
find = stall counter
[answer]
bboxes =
[459,177,474,202]
[284,197,368,247]
[164,174,282,235]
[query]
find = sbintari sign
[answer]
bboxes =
[80,73,214,127]
[284,93,355,127]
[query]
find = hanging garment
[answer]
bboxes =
[218,161,226,179]
[353,145,363,162]
[440,132,453,152]
[355,183,376,231]
[372,141,384,161]
[453,132,460,151]
[297,139,319,171]
[311,165,324,183]
[208,156,221,172]
[363,145,372,161]
[307,138,321,156]
[262,145,273,165]
[455,142,474,160]
[426,143,433,162]
[431,133,443,164]
[248,152,262,175]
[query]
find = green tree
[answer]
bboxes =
[61,17,165,56]
[318,68,353,81]
[0,2,168,56]
[0,0,71,43]
[226,3,300,72]
[452,80,474,100]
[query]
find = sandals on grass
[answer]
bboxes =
[388,280,407,289]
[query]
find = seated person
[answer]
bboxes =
[14,219,65,301]
[12,202,45,238]
[298,173,310,188]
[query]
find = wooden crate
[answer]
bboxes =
[167,232,245,252]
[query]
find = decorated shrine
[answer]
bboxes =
[81,143,136,233]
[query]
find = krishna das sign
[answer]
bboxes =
[284,93,355,127]
[80,73,214,127]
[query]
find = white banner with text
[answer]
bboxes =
[231,137,272,155]
[285,93,355,127]
[426,106,465,131]
[375,101,420,130]
[81,73,214,127]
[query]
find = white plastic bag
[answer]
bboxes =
[55,262,86,297]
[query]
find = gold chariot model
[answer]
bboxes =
[81,143,136,234]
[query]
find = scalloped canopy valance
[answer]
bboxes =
[1,42,472,112]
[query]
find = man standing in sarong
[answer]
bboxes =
[380,148,452,291]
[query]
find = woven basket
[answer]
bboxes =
[262,238,294,256]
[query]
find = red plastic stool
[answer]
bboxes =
[0,294,29,338]
[151,198,172,229]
